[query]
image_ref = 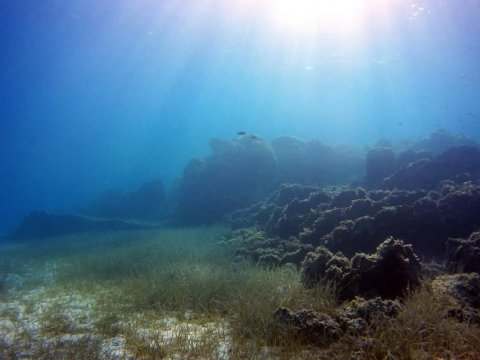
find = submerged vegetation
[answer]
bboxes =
[1,227,479,359]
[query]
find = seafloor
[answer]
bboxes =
[2,131,480,359]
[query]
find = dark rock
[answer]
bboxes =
[346,198,379,219]
[300,208,346,246]
[301,246,351,287]
[438,182,480,238]
[83,179,167,220]
[7,211,153,240]
[331,189,366,208]
[335,297,402,330]
[217,228,313,267]
[174,136,276,225]
[365,148,396,187]
[302,238,422,301]
[446,232,480,274]
[433,273,480,323]
[339,238,422,300]
[410,129,479,155]
[273,297,402,345]
[383,158,438,190]
[396,149,433,169]
[271,137,364,187]
[228,178,480,263]
[384,146,480,190]
[274,307,342,346]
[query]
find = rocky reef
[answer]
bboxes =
[301,238,422,301]
[383,146,480,190]
[227,180,480,259]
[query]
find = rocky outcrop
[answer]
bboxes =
[271,136,364,186]
[217,228,314,267]
[173,136,276,225]
[301,238,422,301]
[384,146,480,190]
[274,297,402,346]
[227,181,480,259]
[446,232,480,274]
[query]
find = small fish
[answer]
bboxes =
[237,131,246,136]
[250,135,258,140]
[398,122,403,126]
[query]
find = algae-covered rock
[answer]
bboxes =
[273,297,402,345]
[302,238,422,301]
[432,273,480,324]
[274,307,342,346]
[384,146,480,190]
[446,232,480,274]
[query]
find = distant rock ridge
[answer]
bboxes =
[5,211,158,240]
[6,130,480,240]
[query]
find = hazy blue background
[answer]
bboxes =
[1,0,479,233]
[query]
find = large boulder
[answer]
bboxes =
[174,136,276,225]
[274,297,402,346]
[302,238,422,301]
[273,307,342,346]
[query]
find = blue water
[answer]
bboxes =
[0,0,479,232]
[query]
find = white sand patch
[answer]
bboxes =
[0,284,232,359]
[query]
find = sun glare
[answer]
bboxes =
[267,0,370,33]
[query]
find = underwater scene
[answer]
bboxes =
[1,0,480,358]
